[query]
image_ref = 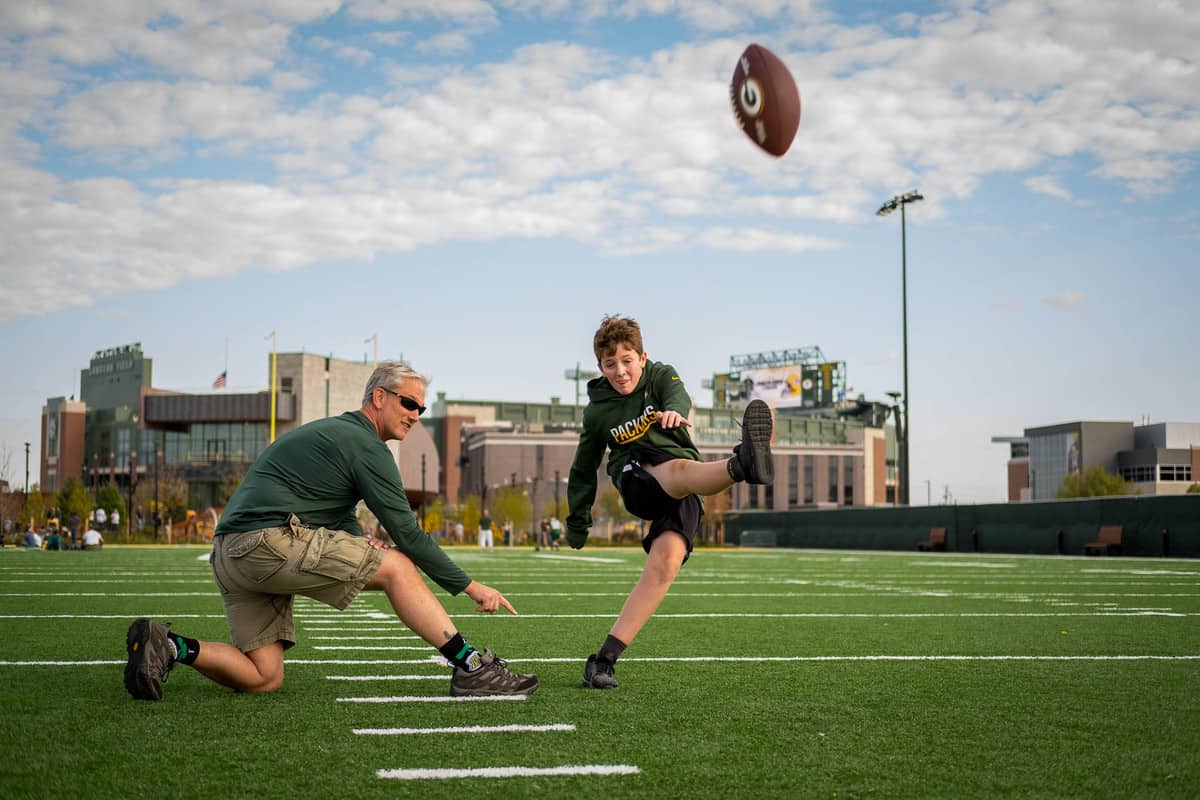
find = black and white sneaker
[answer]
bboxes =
[582,654,619,689]
[450,649,539,697]
[730,399,774,484]
[124,617,175,701]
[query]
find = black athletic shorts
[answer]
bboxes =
[619,445,702,558]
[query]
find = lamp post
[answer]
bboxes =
[127,451,138,541]
[24,442,30,495]
[876,189,923,506]
[529,475,539,545]
[154,444,162,541]
[420,453,427,529]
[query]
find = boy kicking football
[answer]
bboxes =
[565,315,774,689]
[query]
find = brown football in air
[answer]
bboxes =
[730,43,801,157]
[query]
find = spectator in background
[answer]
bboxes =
[45,529,64,551]
[22,528,42,548]
[83,527,104,549]
[478,509,493,549]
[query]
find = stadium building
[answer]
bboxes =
[993,420,1200,501]
[39,343,899,524]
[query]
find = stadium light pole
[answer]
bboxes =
[876,190,923,506]
[564,363,600,419]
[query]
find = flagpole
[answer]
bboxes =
[268,331,277,443]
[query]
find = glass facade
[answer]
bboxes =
[1029,431,1078,499]
[157,423,270,466]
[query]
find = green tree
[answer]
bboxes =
[460,494,481,534]
[22,485,45,529]
[97,482,126,529]
[492,485,531,535]
[1187,483,1200,494]
[596,484,634,524]
[424,495,445,533]
[1056,465,1135,498]
[56,477,92,530]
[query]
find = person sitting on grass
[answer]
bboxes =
[123,361,538,702]
[566,314,774,690]
[82,527,104,550]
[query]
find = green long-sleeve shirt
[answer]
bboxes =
[216,410,470,594]
[566,360,700,538]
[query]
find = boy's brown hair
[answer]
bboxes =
[593,315,644,361]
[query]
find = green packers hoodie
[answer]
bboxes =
[566,360,700,539]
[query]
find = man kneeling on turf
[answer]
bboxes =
[566,315,774,689]
[124,361,537,701]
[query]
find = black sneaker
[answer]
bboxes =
[732,399,774,484]
[124,617,175,701]
[582,654,619,689]
[449,649,539,697]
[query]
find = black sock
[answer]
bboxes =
[598,634,627,664]
[439,633,482,672]
[167,632,200,666]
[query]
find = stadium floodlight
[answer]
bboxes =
[564,362,600,414]
[877,190,924,506]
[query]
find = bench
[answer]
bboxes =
[1084,525,1123,556]
[917,527,946,551]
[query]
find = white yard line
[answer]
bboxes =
[532,554,628,563]
[377,764,639,780]
[445,611,1194,618]
[337,695,527,703]
[309,636,422,640]
[313,646,432,651]
[356,723,575,735]
[3,654,1199,668]
[328,675,446,681]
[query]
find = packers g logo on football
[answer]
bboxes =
[739,77,764,118]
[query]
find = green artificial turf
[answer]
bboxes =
[1,545,1197,799]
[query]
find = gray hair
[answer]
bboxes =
[362,360,431,405]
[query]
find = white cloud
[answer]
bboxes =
[1025,174,1072,201]
[1043,291,1085,311]
[0,1,1197,320]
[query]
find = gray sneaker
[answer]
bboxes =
[124,617,175,701]
[450,649,539,697]
[582,654,619,689]
[732,399,774,484]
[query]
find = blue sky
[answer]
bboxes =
[2,1,1197,504]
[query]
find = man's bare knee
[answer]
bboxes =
[243,645,285,693]
[246,671,284,694]
[366,548,420,592]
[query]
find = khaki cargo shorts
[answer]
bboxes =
[210,514,385,653]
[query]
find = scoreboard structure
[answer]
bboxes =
[705,347,848,412]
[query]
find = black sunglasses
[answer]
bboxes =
[381,388,427,416]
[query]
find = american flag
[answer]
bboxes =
[212,370,227,389]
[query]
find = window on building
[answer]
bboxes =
[828,457,839,503]
[1120,465,1156,483]
[1160,465,1192,481]
[804,455,814,504]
